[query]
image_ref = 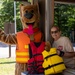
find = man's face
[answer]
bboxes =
[51,27,61,41]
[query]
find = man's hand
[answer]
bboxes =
[57,50,65,57]
[57,50,60,55]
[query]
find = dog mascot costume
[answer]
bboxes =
[0,3,44,75]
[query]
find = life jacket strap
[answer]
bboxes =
[44,53,57,59]
[44,62,64,70]
[33,53,42,57]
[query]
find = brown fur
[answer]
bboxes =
[45,41,51,52]
[20,4,40,29]
[0,4,42,75]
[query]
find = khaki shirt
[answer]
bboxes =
[52,36,75,69]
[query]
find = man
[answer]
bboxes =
[50,26,75,75]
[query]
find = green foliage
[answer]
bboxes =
[54,3,75,38]
[0,0,22,31]
[16,1,23,31]
[0,0,14,29]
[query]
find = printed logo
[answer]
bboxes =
[57,46,63,51]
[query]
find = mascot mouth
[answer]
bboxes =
[26,22,35,26]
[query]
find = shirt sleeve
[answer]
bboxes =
[64,37,74,52]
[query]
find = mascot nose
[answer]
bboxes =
[24,12,33,19]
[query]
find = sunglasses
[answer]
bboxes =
[51,30,59,34]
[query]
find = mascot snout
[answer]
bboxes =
[24,11,34,19]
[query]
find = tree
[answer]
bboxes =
[0,0,14,29]
[0,0,22,31]
[54,3,75,38]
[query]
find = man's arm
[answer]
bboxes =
[57,50,75,58]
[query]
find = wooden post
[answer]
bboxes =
[33,0,54,42]
[55,0,75,3]
[33,0,45,40]
[9,45,11,57]
[45,0,54,42]
[4,22,15,58]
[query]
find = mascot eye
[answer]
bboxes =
[31,10,34,13]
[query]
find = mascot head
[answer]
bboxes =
[20,4,40,29]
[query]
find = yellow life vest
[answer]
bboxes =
[16,31,30,63]
[42,48,66,75]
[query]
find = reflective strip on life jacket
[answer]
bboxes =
[16,45,29,63]
[16,52,29,56]
[16,31,30,63]
[42,48,66,75]
[16,57,29,63]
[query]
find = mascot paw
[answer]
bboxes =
[45,41,51,52]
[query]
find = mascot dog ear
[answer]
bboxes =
[20,2,31,18]
[20,4,24,19]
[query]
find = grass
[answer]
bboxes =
[0,58,16,75]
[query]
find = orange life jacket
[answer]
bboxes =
[16,30,42,63]
[16,31,30,63]
[33,31,43,42]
